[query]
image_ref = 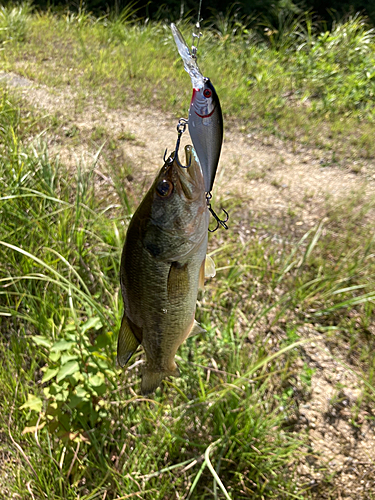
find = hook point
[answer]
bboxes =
[207,205,229,232]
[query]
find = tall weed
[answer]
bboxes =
[0,3,31,43]
[0,88,310,499]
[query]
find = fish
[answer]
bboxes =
[117,145,215,394]
[171,23,223,194]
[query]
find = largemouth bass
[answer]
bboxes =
[117,146,214,394]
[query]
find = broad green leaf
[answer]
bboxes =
[48,421,60,433]
[55,389,69,402]
[19,394,43,412]
[98,409,108,419]
[88,373,105,387]
[46,401,59,416]
[76,386,89,398]
[68,395,85,409]
[57,411,71,431]
[56,361,80,382]
[64,324,76,333]
[51,340,75,352]
[70,371,85,384]
[68,387,89,409]
[61,353,79,365]
[81,317,103,333]
[95,332,112,349]
[91,384,106,397]
[49,382,63,395]
[42,367,59,383]
[49,351,61,362]
[32,336,51,348]
[88,359,107,370]
[74,346,89,357]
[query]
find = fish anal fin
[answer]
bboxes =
[167,261,189,300]
[141,364,180,395]
[188,320,206,338]
[117,314,141,367]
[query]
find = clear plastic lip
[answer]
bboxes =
[171,23,205,90]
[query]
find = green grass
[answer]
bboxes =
[1,84,375,499]
[0,2,31,43]
[1,5,375,499]
[1,7,375,162]
[0,86,312,499]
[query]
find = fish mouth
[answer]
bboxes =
[175,145,204,198]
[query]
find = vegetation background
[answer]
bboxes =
[0,0,374,499]
[2,0,375,25]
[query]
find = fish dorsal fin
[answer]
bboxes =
[188,320,206,338]
[205,255,216,278]
[117,314,141,367]
[167,261,189,301]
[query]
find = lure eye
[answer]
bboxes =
[156,179,173,197]
[203,88,212,98]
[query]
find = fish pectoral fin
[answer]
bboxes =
[199,259,205,289]
[188,320,206,338]
[167,261,189,301]
[141,365,180,395]
[205,255,216,278]
[199,255,216,289]
[117,314,141,368]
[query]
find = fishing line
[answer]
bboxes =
[192,0,203,60]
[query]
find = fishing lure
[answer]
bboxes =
[171,23,223,195]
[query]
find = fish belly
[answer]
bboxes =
[121,230,207,393]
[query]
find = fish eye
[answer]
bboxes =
[156,179,173,197]
[203,88,212,98]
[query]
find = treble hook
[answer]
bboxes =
[162,118,191,168]
[163,148,174,164]
[174,118,191,169]
[206,192,229,232]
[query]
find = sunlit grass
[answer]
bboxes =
[1,7,375,160]
[1,6,375,499]
[1,86,374,498]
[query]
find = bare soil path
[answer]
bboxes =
[2,71,375,498]
[3,70,374,224]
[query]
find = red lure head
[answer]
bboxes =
[190,79,218,120]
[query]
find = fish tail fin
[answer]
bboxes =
[141,365,180,395]
[117,314,140,367]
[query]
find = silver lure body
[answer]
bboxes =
[171,23,223,193]
[188,79,223,193]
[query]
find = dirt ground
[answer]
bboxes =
[2,71,375,498]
